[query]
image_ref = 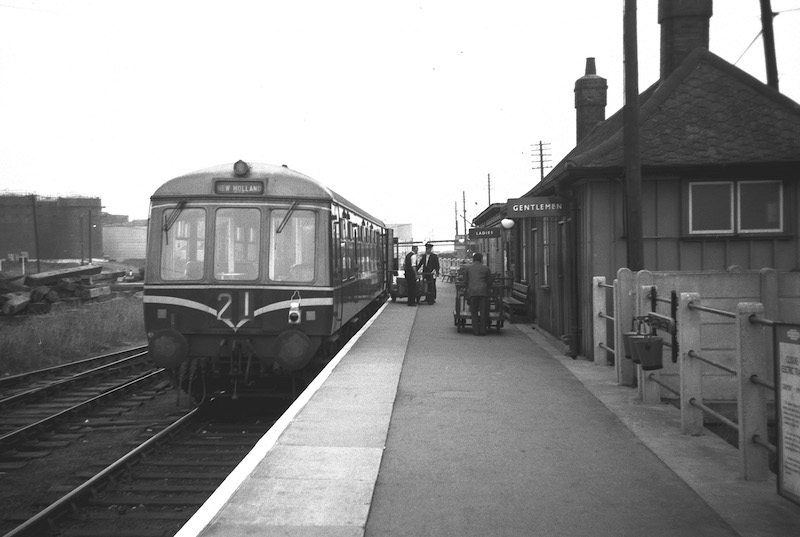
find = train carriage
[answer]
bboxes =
[143,160,391,398]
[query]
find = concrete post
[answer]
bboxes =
[615,268,636,386]
[679,293,704,435]
[592,276,609,365]
[760,268,778,384]
[737,302,770,481]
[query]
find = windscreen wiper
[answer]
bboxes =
[277,201,298,234]
[162,200,187,244]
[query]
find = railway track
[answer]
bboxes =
[0,346,150,403]
[0,347,167,469]
[4,399,282,537]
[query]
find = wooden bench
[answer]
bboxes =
[502,281,529,323]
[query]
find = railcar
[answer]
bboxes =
[143,160,392,399]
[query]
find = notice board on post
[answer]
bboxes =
[775,324,800,506]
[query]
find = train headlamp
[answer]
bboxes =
[233,160,250,177]
[288,291,302,325]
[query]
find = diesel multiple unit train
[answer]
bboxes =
[143,161,392,399]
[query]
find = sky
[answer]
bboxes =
[1,1,799,244]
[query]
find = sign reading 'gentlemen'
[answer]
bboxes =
[506,197,569,217]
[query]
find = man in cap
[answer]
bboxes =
[417,242,440,303]
[403,245,419,306]
[464,252,491,335]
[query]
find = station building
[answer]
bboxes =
[474,0,800,358]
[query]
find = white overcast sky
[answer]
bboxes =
[1,1,798,243]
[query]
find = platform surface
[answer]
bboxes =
[179,283,800,537]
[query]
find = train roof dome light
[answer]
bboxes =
[233,160,251,177]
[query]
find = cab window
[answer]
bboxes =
[213,208,261,280]
[160,208,205,281]
[269,209,317,282]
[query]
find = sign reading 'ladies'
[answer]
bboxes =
[468,227,502,239]
[506,197,569,217]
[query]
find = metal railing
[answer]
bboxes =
[592,278,616,364]
[679,294,776,481]
[591,273,779,483]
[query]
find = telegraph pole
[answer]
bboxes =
[623,0,644,271]
[462,191,467,231]
[487,174,491,205]
[531,141,552,181]
[760,0,779,90]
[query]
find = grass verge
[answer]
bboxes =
[0,295,146,375]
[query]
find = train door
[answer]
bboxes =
[383,227,394,293]
[331,206,344,332]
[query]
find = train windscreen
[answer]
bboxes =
[160,207,206,281]
[213,208,261,280]
[269,209,316,282]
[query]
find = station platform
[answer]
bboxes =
[176,283,800,537]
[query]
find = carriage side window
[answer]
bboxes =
[160,208,205,281]
[213,208,260,280]
[269,209,317,282]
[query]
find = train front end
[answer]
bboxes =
[143,161,337,398]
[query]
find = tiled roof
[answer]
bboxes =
[530,48,800,195]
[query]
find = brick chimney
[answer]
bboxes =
[574,57,607,144]
[659,0,713,79]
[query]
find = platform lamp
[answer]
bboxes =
[500,218,515,279]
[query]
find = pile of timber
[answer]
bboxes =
[0,265,130,316]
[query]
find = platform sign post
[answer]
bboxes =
[775,324,800,505]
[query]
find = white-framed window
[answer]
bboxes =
[688,180,783,235]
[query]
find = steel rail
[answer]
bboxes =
[0,345,149,388]
[752,434,777,455]
[749,314,777,327]
[647,373,680,396]
[0,369,164,447]
[750,374,775,391]
[598,343,616,356]
[3,406,200,537]
[689,397,739,431]
[0,351,149,408]
[687,350,738,376]
[687,302,736,319]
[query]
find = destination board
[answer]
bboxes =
[214,181,265,195]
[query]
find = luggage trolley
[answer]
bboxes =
[453,275,505,333]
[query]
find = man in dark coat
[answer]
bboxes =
[464,252,491,335]
[417,242,440,303]
[403,245,419,306]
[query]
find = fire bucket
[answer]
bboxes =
[622,331,640,360]
[630,335,664,371]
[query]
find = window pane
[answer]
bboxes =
[214,208,260,280]
[690,183,733,233]
[161,208,205,280]
[739,181,782,233]
[269,209,317,282]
